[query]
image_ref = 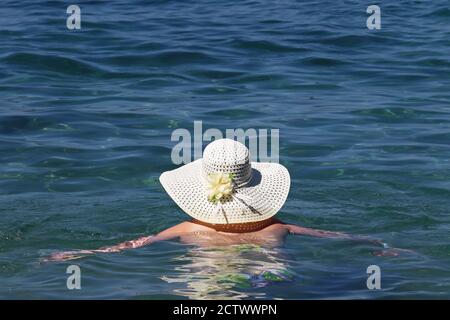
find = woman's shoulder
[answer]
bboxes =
[171,219,289,235]
[258,221,289,234]
[178,220,217,233]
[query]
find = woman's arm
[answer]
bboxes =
[286,224,385,245]
[44,235,159,262]
[286,224,355,240]
[44,223,186,262]
[285,224,412,256]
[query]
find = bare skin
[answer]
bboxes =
[44,219,408,262]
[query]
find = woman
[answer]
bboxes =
[46,138,403,262]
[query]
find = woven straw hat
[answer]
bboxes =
[160,138,290,224]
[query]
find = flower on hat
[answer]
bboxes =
[206,172,234,203]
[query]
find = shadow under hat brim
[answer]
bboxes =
[159,159,290,224]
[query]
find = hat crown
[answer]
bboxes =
[202,139,252,187]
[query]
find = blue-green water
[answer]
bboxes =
[1,0,450,299]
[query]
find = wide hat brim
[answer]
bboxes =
[160,159,290,224]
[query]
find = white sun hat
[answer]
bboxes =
[159,138,290,224]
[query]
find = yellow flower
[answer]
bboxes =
[206,172,234,203]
